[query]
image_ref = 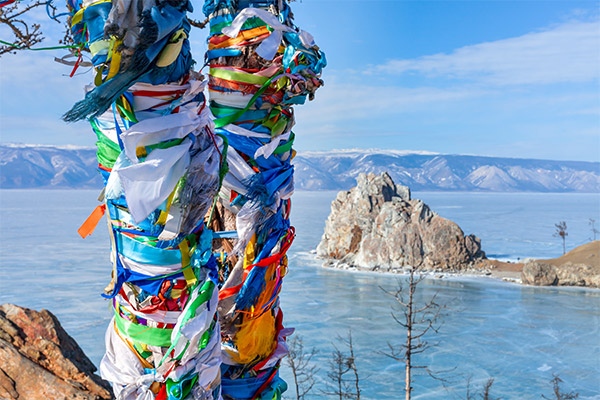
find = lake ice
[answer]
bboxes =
[0,189,598,399]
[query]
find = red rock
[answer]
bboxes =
[0,304,112,400]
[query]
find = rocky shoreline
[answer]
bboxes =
[320,257,521,282]
[320,246,600,289]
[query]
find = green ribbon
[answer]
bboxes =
[210,17,266,35]
[273,131,295,155]
[209,67,271,86]
[91,121,120,168]
[158,280,216,366]
[114,309,173,348]
[262,108,289,137]
[213,74,278,129]
[0,39,84,51]
[115,97,139,124]
[166,373,199,400]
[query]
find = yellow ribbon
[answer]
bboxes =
[179,240,197,288]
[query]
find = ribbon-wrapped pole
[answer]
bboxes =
[65,0,324,398]
[67,0,225,398]
[203,1,326,399]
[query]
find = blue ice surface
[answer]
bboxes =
[0,189,598,399]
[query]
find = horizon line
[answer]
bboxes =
[1,142,598,164]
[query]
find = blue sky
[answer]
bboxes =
[0,0,598,161]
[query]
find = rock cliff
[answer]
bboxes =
[316,172,485,271]
[0,304,112,400]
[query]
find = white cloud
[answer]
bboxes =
[296,18,600,135]
[294,77,487,128]
[376,19,600,86]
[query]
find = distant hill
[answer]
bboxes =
[0,144,99,189]
[294,150,600,192]
[1,144,598,192]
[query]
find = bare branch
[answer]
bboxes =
[542,374,579,400]
[188,16,209,29]
[322,332,362,400]
[381,264,450,400]
[342,331,361,400]
[0,1,75,56]
[285,336,319,400]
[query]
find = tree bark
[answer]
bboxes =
[405,266,414,400]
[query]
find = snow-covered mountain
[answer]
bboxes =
[1,144,598,192]
[293,150,600,192]
[0,144,100,188]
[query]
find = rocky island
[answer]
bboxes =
[316,172,485,272]
[316,172,600,289]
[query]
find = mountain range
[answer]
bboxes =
[1,144,598,192]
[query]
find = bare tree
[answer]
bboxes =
[342,331,361,400]
[541,374,579,400]
[0,1,209,57]
[323,347,351,400]
[285,336,319,400]
[466,376,475,400]
[553,221,568,255]
[589,218,598,241]
[382,264,447,400]
[481,378,501,400]
[0,1,72,56]
[322,331,361,400]
[466,377,501,400]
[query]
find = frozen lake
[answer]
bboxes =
[0,189,598,399]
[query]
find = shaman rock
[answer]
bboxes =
[316,172,485,271]
[0,304,112,400]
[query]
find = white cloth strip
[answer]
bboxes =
[120,111,204,164]
[221,8,294,60]
[117,253,182,276]
[117,139,192,223]
[114,296,182,325]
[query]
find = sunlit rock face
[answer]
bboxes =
[521,262,559,286]
[0,304,112,400]
[522,242,600,288]
[317,172,485,271]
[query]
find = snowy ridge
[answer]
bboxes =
[2,143,96,151]
[0,144,100,189]
[0,144,598,192]
[300,148,440,157]
[293,150,600,192]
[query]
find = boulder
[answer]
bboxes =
[0,304,112,400]
[523,242,600,287]
[543,241,600,287]
[316,172,485,271]
[521,262,558,286]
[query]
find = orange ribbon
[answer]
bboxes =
[77,204,106,238]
